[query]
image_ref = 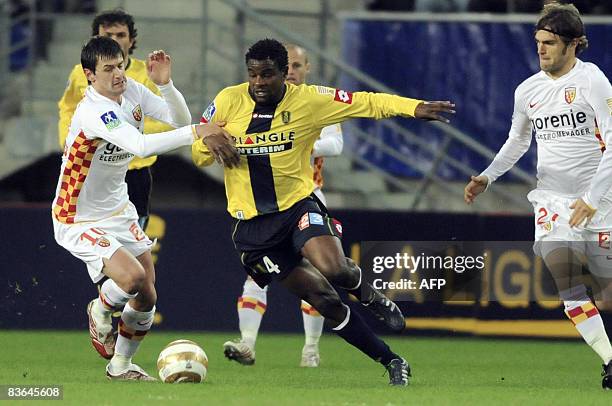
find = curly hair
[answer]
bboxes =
[536,2,588,55]
[245,39,288,74]
[91,9,137,55]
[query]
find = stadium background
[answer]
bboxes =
[0,1,612,402]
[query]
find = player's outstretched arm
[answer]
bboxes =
[464,175,488,205]
[146,50,172,86]
[194,122,240,168]
[414,101,456,124]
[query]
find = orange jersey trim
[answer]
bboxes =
[312,157,325,188]
[53,131,98,224]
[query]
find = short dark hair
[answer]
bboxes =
[245,39,288,74]
[536,2,588,55]
[81,36,123,73]
[91,9,137,55]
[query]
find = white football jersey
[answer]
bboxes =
[52,78,194,224]
[482,59,612,211]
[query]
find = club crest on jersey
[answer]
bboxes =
[132,104,142,122]
[334,89,353,104]
[281,111,291,124]
[564,87,576,104]
[607,98,612,115]
[599,232,610,249]
[96,237,111,248]
[201,101,216,123]
[100,111,121,130]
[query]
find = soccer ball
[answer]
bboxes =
[157,339,208,383]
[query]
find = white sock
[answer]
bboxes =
[561,285,612,364]
[113,302,155,370]
[301,300,323,350]
[108,354,131,374]
[99,279,136,312]
[238,278,267,349]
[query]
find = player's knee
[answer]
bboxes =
[316,256,351,283]
[343,257,361,288]
[322,257,360,290]
[123,263,146,294]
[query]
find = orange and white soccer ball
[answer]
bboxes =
[157,339,208,383]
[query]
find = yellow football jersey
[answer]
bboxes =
[57,58,174,170]
[192,83,422,220]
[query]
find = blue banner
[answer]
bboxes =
[340,16,612,179]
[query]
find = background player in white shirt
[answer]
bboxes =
[52,36,237,380]
[224,44,343,368]
[464,3,612,389]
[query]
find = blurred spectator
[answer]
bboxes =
[9,0,29,71]
[9,0,97,67]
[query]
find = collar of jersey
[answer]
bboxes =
[251,83,288,109]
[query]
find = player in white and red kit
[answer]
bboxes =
[52,36,237,380]
[464,3,612,389]
[223,44,343,368]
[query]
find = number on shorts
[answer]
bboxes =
[537,207,558,225]
[80,227,106,246]
[129,223,145,241]
[262,256,280,274]
[536,207,548,225]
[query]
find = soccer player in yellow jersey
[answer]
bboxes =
[227,44,343,368]
[58,9,172,230]
[192,38,454,386]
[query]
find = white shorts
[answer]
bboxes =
[528,189,612,278]
[52,203,152,283]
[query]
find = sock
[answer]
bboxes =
[92,280,136,337]
[301,300,324,350]
[333,304,399,366]
[110,302,155,373]
[99,279,136,313]
[238,278,268,349]
[561,285,612,364]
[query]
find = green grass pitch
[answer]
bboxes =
[0,330,609,405]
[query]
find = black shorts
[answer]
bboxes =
[126,166,153,218]
[232,195,343,288]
